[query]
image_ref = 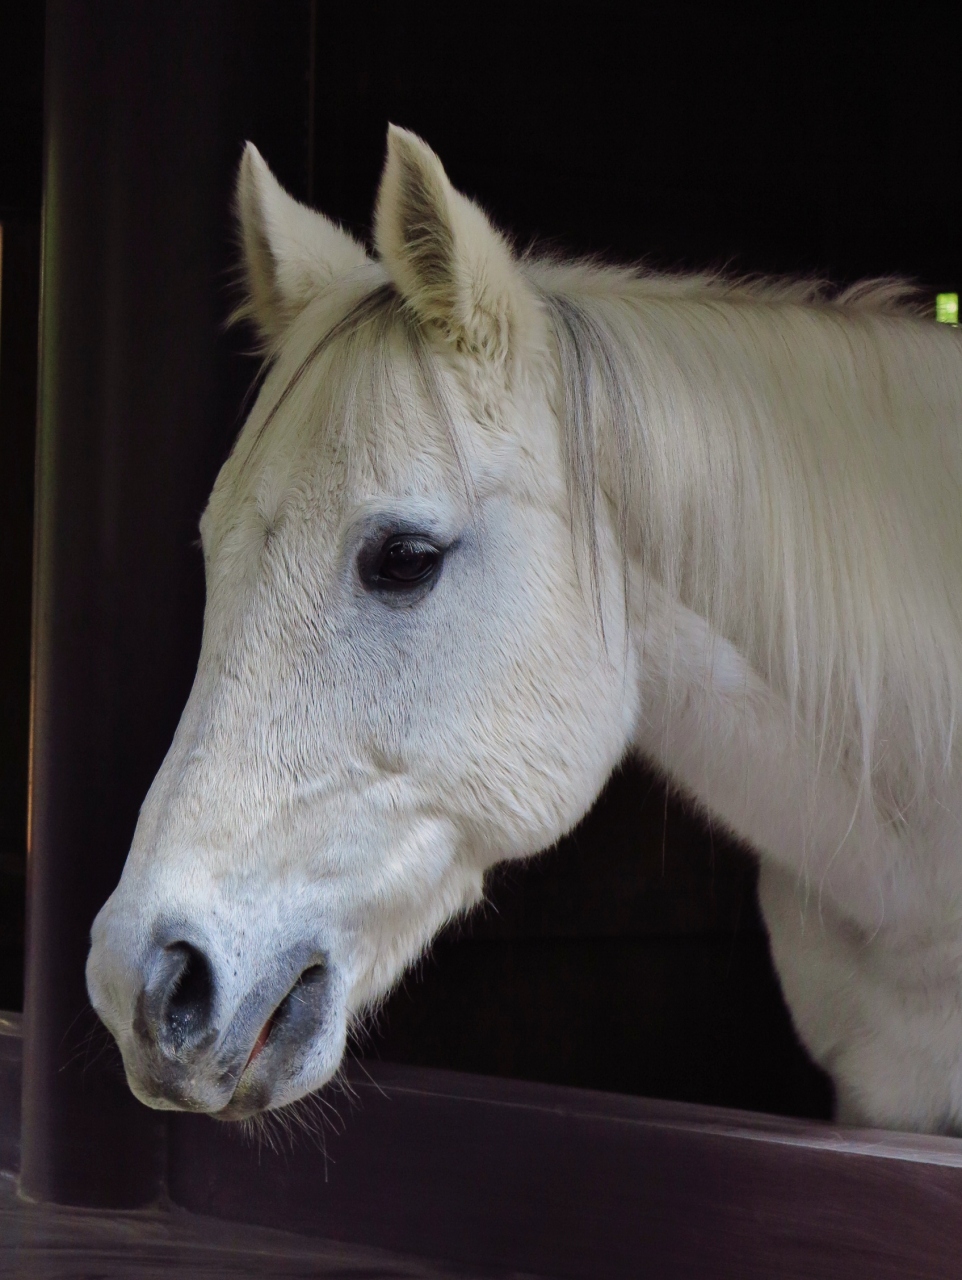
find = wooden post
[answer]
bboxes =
[20,0,311,1207]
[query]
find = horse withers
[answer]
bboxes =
[87,127,962,1133]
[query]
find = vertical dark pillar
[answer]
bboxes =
[20,0,311,1208]
[20,1,222,1207]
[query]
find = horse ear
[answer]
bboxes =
[374,126,529,366]
[235,143,370,344]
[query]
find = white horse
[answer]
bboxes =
[87,126,962,1133]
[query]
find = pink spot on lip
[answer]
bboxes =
[244,1013,275,1072]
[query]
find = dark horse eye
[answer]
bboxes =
[360,534,444,592]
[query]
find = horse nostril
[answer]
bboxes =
[142,940,216,1054]
[293,963,326,990]
[263,963,326,1036]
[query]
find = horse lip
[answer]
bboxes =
[235,964,319,1077]
[242,1009,277,1072]
[217,959,331,1117]
[216,1004,282,1109]
[217,1030,280,1119]
[208,1021,274,1119]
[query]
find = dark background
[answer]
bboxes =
[2,3,960,1124]
[0,2,44,1014]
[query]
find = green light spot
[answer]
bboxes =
[936,292,959,325]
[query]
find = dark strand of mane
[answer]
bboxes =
[539,289,634,646]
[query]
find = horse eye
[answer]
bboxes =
[360,535,444,592]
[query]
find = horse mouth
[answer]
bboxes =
[214,1008,287,1120]
[217,962,329,1119]
[243,1009,277,1072]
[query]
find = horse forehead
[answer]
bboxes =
[250,389,454,505]
[209,331,543,557]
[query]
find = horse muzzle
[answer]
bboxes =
[89,927,343,1118]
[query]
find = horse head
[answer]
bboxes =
[86,128,637,1117]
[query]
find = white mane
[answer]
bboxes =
[529,262,962,815]
[243,256,962,821]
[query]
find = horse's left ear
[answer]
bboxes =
[235,143,371,345]
[374,126,531,367]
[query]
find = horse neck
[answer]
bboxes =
[571,279,962,789]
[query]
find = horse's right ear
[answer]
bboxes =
[234,143,370,345]
[374,127,535,371]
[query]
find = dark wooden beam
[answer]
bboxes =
[170,1059,962,1280]
[20,0,311,1208]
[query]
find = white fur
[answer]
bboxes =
[88,126,962,1133]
